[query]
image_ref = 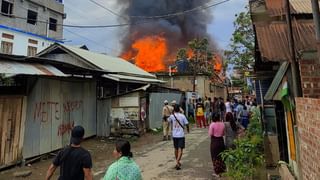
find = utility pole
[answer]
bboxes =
[193,50,198,92]
[285,0,302,97]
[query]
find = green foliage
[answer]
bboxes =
[224,6,255,89]
[176,38,215,75]
[176,48,187,60]
[0,74,13,85]
[187,116,195,124]
[221,108,264,180]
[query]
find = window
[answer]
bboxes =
[1,41,13,54]
[1,0,13,16]
[27,46,37,56]
[49,18,57,31]
[2,33,14,39]
[27,10,37,25]
[28,39,38,45]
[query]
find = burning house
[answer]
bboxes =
[118,0,217,72]
[116,1,226,98]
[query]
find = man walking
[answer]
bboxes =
[162,100,173,141]
[168,104,189,170]
[46,125,93,180]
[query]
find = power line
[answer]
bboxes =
[88,0,128,20]
[0,0,232,28]
[89,0,231,20]
[126,0,231,19]
[64,28,120,54]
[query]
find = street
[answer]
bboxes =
[94,127,214,179]
[0,127,217,180]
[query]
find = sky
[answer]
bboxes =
[62,0,248,56]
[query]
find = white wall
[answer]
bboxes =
[0,28,57,56]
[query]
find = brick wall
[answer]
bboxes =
[299,58,320,98]
[295,98,320,180]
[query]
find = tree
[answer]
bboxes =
[224,6,255,89]
[176,48,187,60]
[176,38,214,75]
[176,38,215,91]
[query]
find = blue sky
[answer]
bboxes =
[63,0,248,55]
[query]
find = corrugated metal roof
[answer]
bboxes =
[264,61,289,100]
[103,74,165,84]
[290,0,315,14]
[59,44,156,78]
[263,0,316,17]
[255,20,316,61]
[0,60,66,76]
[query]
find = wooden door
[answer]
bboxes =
[0,96,24,167]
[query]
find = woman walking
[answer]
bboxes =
[224,112,245,149]
[103,140,142,180]
[208,114,226,177]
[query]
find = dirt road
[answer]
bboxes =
[0,127,216,180]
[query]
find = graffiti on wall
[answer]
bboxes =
[33,100,83,135]
[33,101,60,123]
[58,121,74,136]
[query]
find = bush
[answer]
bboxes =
[221,108,264,180]
[187,116,195,124]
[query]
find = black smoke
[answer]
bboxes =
[118,0,216,61]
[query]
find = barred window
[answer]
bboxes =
[1,41,13,54]
[27,46,37,56]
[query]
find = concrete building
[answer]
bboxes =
[0,0,64,56]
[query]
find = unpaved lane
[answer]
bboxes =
[135,128,214,180]
[0,128,215,180]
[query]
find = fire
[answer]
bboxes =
[213,54,222,72]
[121,35,167,72]
[187,49,194,59]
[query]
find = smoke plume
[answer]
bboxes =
[118,0,216,72]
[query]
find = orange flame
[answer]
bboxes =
[214,54,222,72]
[187,49,194,59]
[121,35,167,72]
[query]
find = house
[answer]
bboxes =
[0,53,101,169]
[0,43,167,169]
[0,0,64,56]
[156,72,226,99]
[250,0,320,179]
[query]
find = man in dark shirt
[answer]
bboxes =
[46,125,93,180]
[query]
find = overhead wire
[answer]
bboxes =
[89,0,231,20]
[64,28,120,54]
[1,0,232,28]
[88,0,129,21]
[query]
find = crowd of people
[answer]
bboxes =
[182,96,257,129]
[168,95,258,177]
[45,96,257,180]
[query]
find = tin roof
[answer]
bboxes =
[0,60,66,77]
[263,0,317,16]
[255,20,316,61]
[290,0,316,14]
[38,43,156,78]
[103,74,165,84]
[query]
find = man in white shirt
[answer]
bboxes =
[168,104,189,170]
